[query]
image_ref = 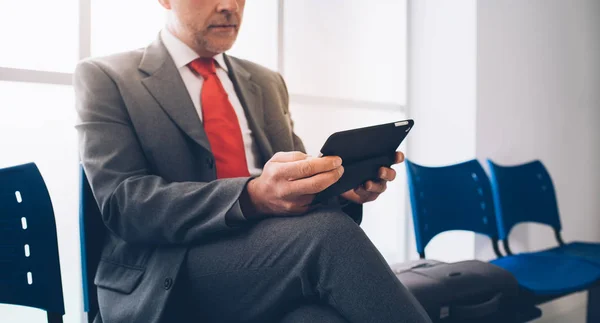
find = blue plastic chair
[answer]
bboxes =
[406,159,600,298]
[0,163,65,323]
[79,165,106,323]
[487,160,600,265]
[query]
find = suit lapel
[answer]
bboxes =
[139,37,211,152]
[137,37,274,162]
[224,54,274,164]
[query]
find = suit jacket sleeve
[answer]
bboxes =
[75,60,252,246]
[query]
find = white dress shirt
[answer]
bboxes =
[160,28,262,177]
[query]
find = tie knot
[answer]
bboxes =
[189,58,217,78]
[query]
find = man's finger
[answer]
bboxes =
[364,180,387,194]
[287,166,344,195]
[270,151,308,163]
[278,156,342,180]
[394,151,405,164]
[378,167,397,182]
[296,194,316,207]
[354,185,379,202]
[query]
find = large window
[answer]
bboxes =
[0,1,407,322]
[0,1,79,72]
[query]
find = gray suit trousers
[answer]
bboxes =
[167,207,432,323]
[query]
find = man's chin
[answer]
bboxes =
[203,40,236,55]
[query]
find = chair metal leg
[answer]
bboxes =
[492,238,504,258]
[554,229,565,246]
[47,312,63,323]
[503,239,514,256]
[588,285,600,323]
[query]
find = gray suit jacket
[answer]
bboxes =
[74,36,360,323]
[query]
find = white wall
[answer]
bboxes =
[477,0,600,320]
[407,0,478,262]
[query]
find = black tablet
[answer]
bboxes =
[314,119,414,204]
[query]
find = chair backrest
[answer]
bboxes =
[0,163,65,322]
[405,159,499,257]
[79,166,106,322]
[487,159,562,241]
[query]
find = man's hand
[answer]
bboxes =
[242,152,344,218]
[340,151,405,205]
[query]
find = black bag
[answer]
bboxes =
[393,260,538,323]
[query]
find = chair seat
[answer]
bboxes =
[547,242,600,266]
[491,252,600,296]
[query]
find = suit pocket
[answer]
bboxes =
[94,259,145,294]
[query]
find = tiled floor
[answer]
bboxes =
[532,292,587,323]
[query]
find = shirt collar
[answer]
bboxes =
[160,28,229,72]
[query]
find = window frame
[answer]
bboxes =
[0,0,89,86]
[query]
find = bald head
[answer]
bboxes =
[158,0,246,57]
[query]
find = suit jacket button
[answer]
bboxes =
[206,157,214,169]
[164,277,173,290]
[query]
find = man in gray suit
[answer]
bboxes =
[74,0,431,322]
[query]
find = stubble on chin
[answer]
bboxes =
[192,30,237,56]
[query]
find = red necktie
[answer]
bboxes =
[189,58,250,179]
